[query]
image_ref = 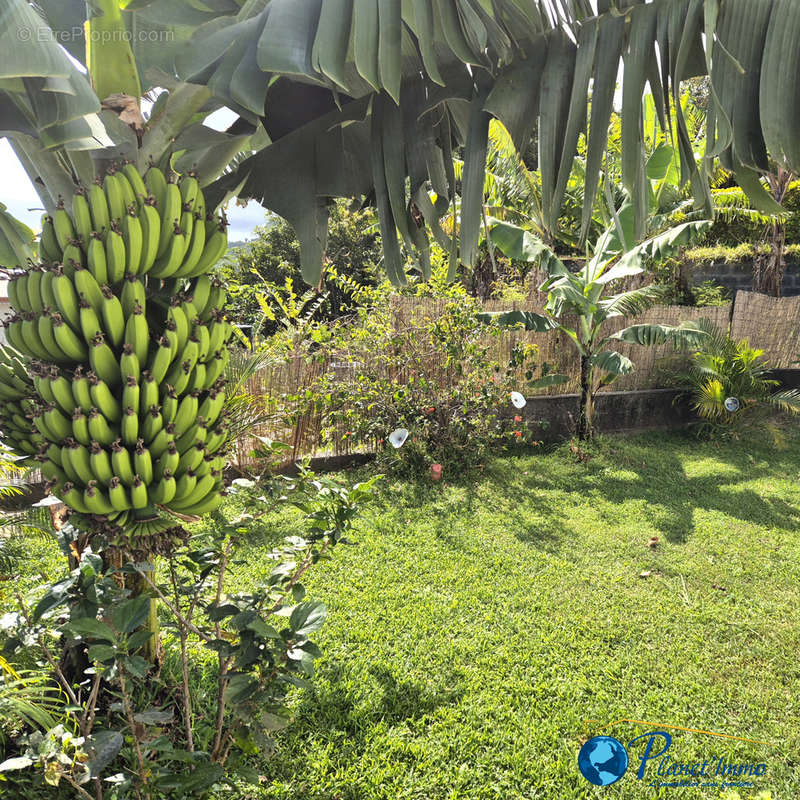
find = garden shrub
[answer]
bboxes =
[0,460,378,798]
[285,279,550,477]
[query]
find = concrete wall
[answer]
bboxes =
[689,260,800,297]
[512,388,694,442]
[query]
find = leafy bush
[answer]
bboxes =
[287,283,549,476]
[690,280,731,307]
[675,321,800,437]
[0,460,378,798]
[214,202,383,333]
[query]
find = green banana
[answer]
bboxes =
[149,470,177,505]
[100,285,125,348]
[105,223,127,284]
[180,174,199,210]
[122,162,148,205]
[158,179,182,258]
[111,440,135,486]
[72,408,91,446]
[121,406,139,446]
[122,206,143,276]
[161,387,178,423]
[116,169,136,210]
[52,316,88,361]
[190,275,213,317]
[172,469,197,502]
[50,374,77,415]
[108,476,132,511]
[130,475,148,509]
[25,270,44,313]
[69,442,95,484]
[150,223,186,278]
[156,441,180,478]
[120,343,141,383]
[176,442,205,475]
[139,370,158,413]
[174,489,224,516]
[72,189,93,245]
[104,171,126,223]
[74,267,104,314]
[84,481,115,515]
[141,405,163,444]
[37,314,69,363]
[124,301,149,364]
[62,241,85,271]
[187,218,228,277]
[39,270,57,311]
[134,439,153,484]
[122,375,140,412]
[79,298,103,345]
[167,303,189,352]
[121,274,146,318]
[61,482,91,514]
[145,165,167,214]
[138,197,161,274]
[148,424,174,460]
[203,349,229,389]
[175,418,206,453]
[173,392,199,433]
[89,334,119,387]
[39,215,62,263]
[87,407,116,447]
[205,424,228,455]
[60,444,81,484]
[90,441,113,485]
[148,336,174,384]
[88,179,111,234]
[171,213,206,278]
[198,389,225,427]
[186,362,207,394]
[89,373,122,422]
[52,267,82,332]
[53,198,76,251]
[71,367,93,410]
[168,472,216,512]
[44,404,72,440]
[193,322,210,362]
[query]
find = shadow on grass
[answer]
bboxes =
[282,662,464,753]
[478,429,800,546]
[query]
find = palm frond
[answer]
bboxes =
[601,284,666,318]
[769,389,800,415]
[0,668,62,735]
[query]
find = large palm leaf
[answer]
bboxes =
[8,1,800,286]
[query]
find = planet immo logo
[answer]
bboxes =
[578,722,772,790]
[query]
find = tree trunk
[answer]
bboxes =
[577,355,594,440]
[753,167,793,297]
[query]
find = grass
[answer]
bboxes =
[5,427,799,798]
[224,426,800,800]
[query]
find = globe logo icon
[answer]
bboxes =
[578,736,629,786]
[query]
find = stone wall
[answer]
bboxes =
[688,260,800,297]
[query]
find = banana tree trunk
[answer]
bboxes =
[577,354,595,440]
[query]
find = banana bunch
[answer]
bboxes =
[0,343,42,462]
[2,164,234,537]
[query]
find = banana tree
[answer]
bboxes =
[479,215,712,439]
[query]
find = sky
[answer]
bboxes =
[0,106,268,244]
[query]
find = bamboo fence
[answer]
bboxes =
[232,290,800,467]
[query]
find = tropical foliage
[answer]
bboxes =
[479,211,712,438]
[678,320,800,435]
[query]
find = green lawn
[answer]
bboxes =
[226,427,800,800]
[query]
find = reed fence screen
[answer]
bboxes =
[231,290,800,467]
